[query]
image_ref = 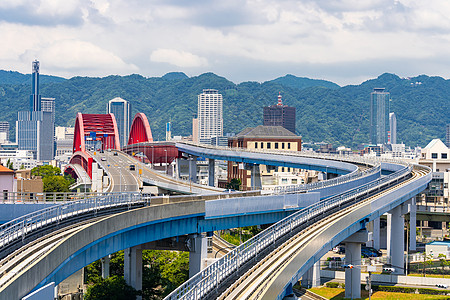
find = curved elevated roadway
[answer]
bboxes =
[165,163,431,300]
[0,145,430,299]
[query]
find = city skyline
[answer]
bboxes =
[1,1,450,86]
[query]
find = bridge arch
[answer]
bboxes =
[128,113,153,145]
[67,151,93,178]
[73,113,121,153]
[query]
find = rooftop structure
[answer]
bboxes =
[263,93,296,134]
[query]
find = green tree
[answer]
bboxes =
[43,175,71,192]
[84,276,139,300]
[226,178,241,190]
[6,158,13,170]
[438,253,449,278]
[31,165,61,178]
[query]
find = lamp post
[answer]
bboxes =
[164,149,168,174]
[151,146,154,169]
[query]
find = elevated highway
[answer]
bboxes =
[0,144,432,299]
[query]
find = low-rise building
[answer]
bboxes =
[227,125,302,190]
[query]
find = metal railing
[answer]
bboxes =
[272,164,381,194]
[0,192,117,204]
[165,164,413,300]
[0,192,150,250]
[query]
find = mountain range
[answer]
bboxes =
[0,70,448,148]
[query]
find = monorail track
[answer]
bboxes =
[219,167,428,299]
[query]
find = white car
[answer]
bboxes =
[101,157,107,161]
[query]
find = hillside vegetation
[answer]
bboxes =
[0,71,448,148]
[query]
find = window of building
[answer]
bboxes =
[275,142,279,149]
[287,143,291,149]
[442,153,448,159]
[281,167,284,172]
[432,153,438,159]
[282,143,285,149]
[287,167,290,172]
[255,142,258,149]
[2,190,7,200]
[261,142,264,148]
[282,178,287,184]
[292,179,297,184]
[267,142,271,149]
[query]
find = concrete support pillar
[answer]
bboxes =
[250,164,262,190]
[175,158,181,179]
[124,246,142,299]
[387,205,404,274]
[301,261,320,288]
[189,156,197,184]
[188,234,208,278]
[343,230,367,299]
[101,255,111,279]
[344,242,362,299]
[373,217,381,250]
[409,198,417,251]
[208,159,215,187]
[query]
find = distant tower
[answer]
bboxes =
[446,124,450,148]
[389,112,397,144]
[107,97,131,148]
[30,60,41,111]
[197,89,223,143]
[263,93,296,134]
[370,88,390,145]
[166,122,171,141]
[17,60,54,161]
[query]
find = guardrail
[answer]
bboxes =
[0,192,116,204]
[0,192,150,250]
[165,164,413,300]
[273,164,381,194]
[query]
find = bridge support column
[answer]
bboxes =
[301,261,320,288]
[387,205,404,274]
[208,159,215,187]
[250,164,262,190]
[343,230,368,299]
[189,156,197,184]
[409,198,417,251]
[369,217,381,250]
[101,255,111,278]
[188,234,207,278]
[124,246,142,299]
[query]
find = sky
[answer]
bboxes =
[1,0,450,86]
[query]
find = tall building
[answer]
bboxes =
[198,89,223,142]
[446,124,450,148]
[107,97,131,148]
[16,60,54,161]
[389,112,397,144]
[263,93,296,134]
[0,121,9,142]
[30,60,41,112]
[370,88,390,145]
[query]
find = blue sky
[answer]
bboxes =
[1,0,449,85]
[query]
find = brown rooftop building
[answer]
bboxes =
[228,125,302,190]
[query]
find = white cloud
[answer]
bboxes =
[150,49,208,68]
[20,40,138,77]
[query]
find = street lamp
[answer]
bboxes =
[164,149,168,174]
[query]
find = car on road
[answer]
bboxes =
[101,157,106,161]
[113,152,118,156]
[333,245,345,254]
[129,164,136,171]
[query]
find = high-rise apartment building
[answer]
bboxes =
[370,88,390,145]
[0,121,9,142]
[198,89,223,142]
[16,60,54,161]
[446,124,450,148]
[389,112,397,144]
[107,97,131,148]
[263,93,296,134]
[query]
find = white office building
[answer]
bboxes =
[198,89,223,142]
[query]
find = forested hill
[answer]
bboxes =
[0,71,448,148]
